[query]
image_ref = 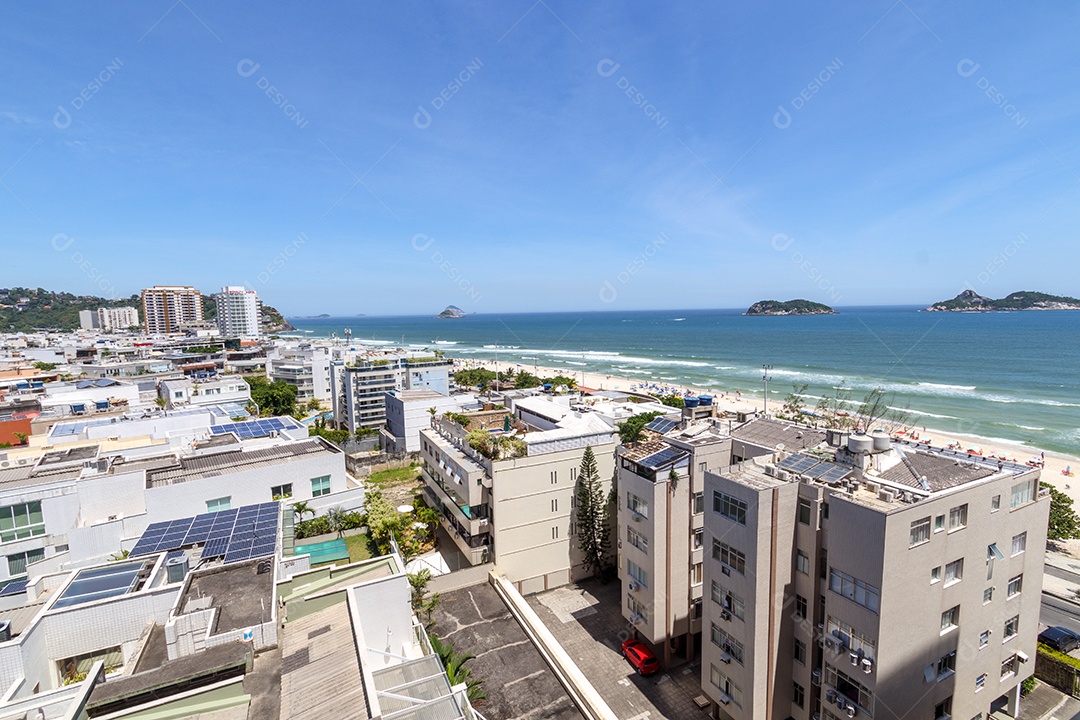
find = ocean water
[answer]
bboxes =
[288,307,1080,458]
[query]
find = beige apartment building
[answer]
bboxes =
[700,431,1048,720]
[418,402,616,593]
[140,286,203,334]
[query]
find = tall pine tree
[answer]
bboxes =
[576,446,611,578]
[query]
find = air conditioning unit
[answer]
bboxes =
[825,689,836,703]
[721,566,731,576]
[835,695,845,710]
[878,488,895,503]
[0,462,7,468]
[720,610,731,621]
[849,649,861,666]
[864,481,879,494]
[628,580,640,591]
[862,657,873,674]
[718,693,732,705]
[811,669,821,686]
[814,714,821,720]
[825,637,836,652]
[846,704,857,718]
[719,652,731,664]
[765,464,776,476]
[632,512,643,522]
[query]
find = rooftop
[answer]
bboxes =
[876,447,998,492]
[730,417,827,451]
[146,439,334,487]
[279,600,368,720]
[180,559,276,634]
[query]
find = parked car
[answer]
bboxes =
[621,638,661,675]
[1039,626,1080,653]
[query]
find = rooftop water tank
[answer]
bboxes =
[684,396,699,408]
[166,555,189,584]
[847,434,874,454]
[871,430,892,452]
[699,395,713,406]
[826,429,850,448]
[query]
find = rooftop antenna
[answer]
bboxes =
[762,364,773,415]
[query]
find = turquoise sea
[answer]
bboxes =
[287,307,1080,459]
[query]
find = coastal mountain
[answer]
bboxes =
[437,305,466,319]
[745,299,837,316]
[925,290,1080,312]
[0,286,292,333]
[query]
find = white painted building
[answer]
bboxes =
[384,389,478,453]
[266,345,332,402]
[97,306,139,332]
[214,286,260,338]
[158,376,251,410]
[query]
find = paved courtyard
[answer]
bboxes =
[527,578,712,720]
[430,582,582,720]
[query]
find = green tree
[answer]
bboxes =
[291,501,314,522]
[513,370,542,389]
[326,506,347,539]
[32,361,56,372]
[408,569,441,624]
[651,394,684,408]
[243,376,298,417]
[1044,483,1080,541]
[306,398,322,412]
[429,635,486,703]
[154,397,168,411]
[782,383,809,419]
[575,446,611,578]
[616,411,664,444]
[12,432,28,446]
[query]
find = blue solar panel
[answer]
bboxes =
[130,502,279,564]
[638,447,688,470]
[165,550,186,561]
[778,454,821,474]
[645,417,678,434]
[0,580,28,597]
[184,528,211,545]
[202,536,229,558]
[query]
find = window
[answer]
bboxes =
[1007,574,1022,598]
[709,666,742,707]
[1003,616,1019,641]
[711,625,745,664]
[6,547,44,577]
[627,492,649,518]
[795,594,807,620]
[983,587,993,604]
[693,528,703,549]
[798,498,812,525]
[550,470,557,484]
[691,598,702,620]
[711,581,745,620]
[931,566,941,584]
[568,522,576,537]
[1011,479,1035,509]
[937,651,956,677]
[910,517,931,546]
[934,698,952,720]
[991,495,1000,512]
[934,514,945,532]
[713,491,747,525]
[796,551,810,575]
[206,496,231,513]
[793,681,805,709]
[627,526,648,553]
[1000,654,1017,679]
[0,501,45,544]
[941,605,959,633]
[1011,532,1026,556]
[551,498,558,512]
[976,673,986,691]
[827,617,878,659]
[944,558,963,586]
[979,630,990,647]
[823,665,874,714]
[311,475,331,497]
[627,560,648,589]
[570,467,577,482]
[627,594,647,621]
[693,492,704,514]
[551,526,559,540]
[713,540,746,574]
[948,504,968,531]
[829,568,880,613]
[794,637,806,664]
[271,483,292,499]
[691,562,703,586]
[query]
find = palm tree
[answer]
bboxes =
[429,634,487,702]
[326,506,347,538]
[291,501,315,522]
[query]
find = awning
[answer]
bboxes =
[987,543,1005,561]
[70,403,85,412]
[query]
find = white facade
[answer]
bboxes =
[158,377,251,410]
[267,346,331,402]
[96,307,139,332]
[214,286,260,338]
[78,310,98,331]
[384,390,477,453]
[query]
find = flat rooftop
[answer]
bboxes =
[280,599,368,720]
[180,560,275,633]
[146,439,335,487]
[731,417,827,451]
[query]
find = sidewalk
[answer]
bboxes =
[1044,545,1080,604]
[1012,682,1080,720]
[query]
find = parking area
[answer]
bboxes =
[429,582,582,720]
[527,578,711,720]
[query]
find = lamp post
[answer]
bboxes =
[762,364,773,415]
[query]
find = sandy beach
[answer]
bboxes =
[459,358,1080,504]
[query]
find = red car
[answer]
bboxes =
[621,639,661,675]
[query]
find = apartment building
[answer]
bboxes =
[331,354,453,435]
[141,286,203,334]
[158,375,251,410]
[266,345,332,402]
[700,432,1048,720]
[384,389,479,453]
[214,285,261,338]
[97,306,139,332]
[418,399,616,592]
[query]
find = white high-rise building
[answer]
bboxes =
[97,306,139,331]
[214,285,261,337]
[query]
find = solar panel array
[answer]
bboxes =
[130,502,279,565]
[778,454,821,474]
[644,417,678,435]
[0,580,28,597]
[639,447,689,470]
[210,417,294,439]
[815,464,853,484]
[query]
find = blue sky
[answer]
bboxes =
[2,3,1078,315]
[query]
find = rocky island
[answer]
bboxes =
[925,290,1080,312]
[437,305,466,319]
[745,299,837,316]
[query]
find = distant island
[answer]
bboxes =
[745,299,837,316]
[290,314,332,319]
[925,290,1080,312]
[437,305,466,319]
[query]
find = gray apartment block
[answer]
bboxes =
[330,355,453,435]
[699,431,1048,720]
